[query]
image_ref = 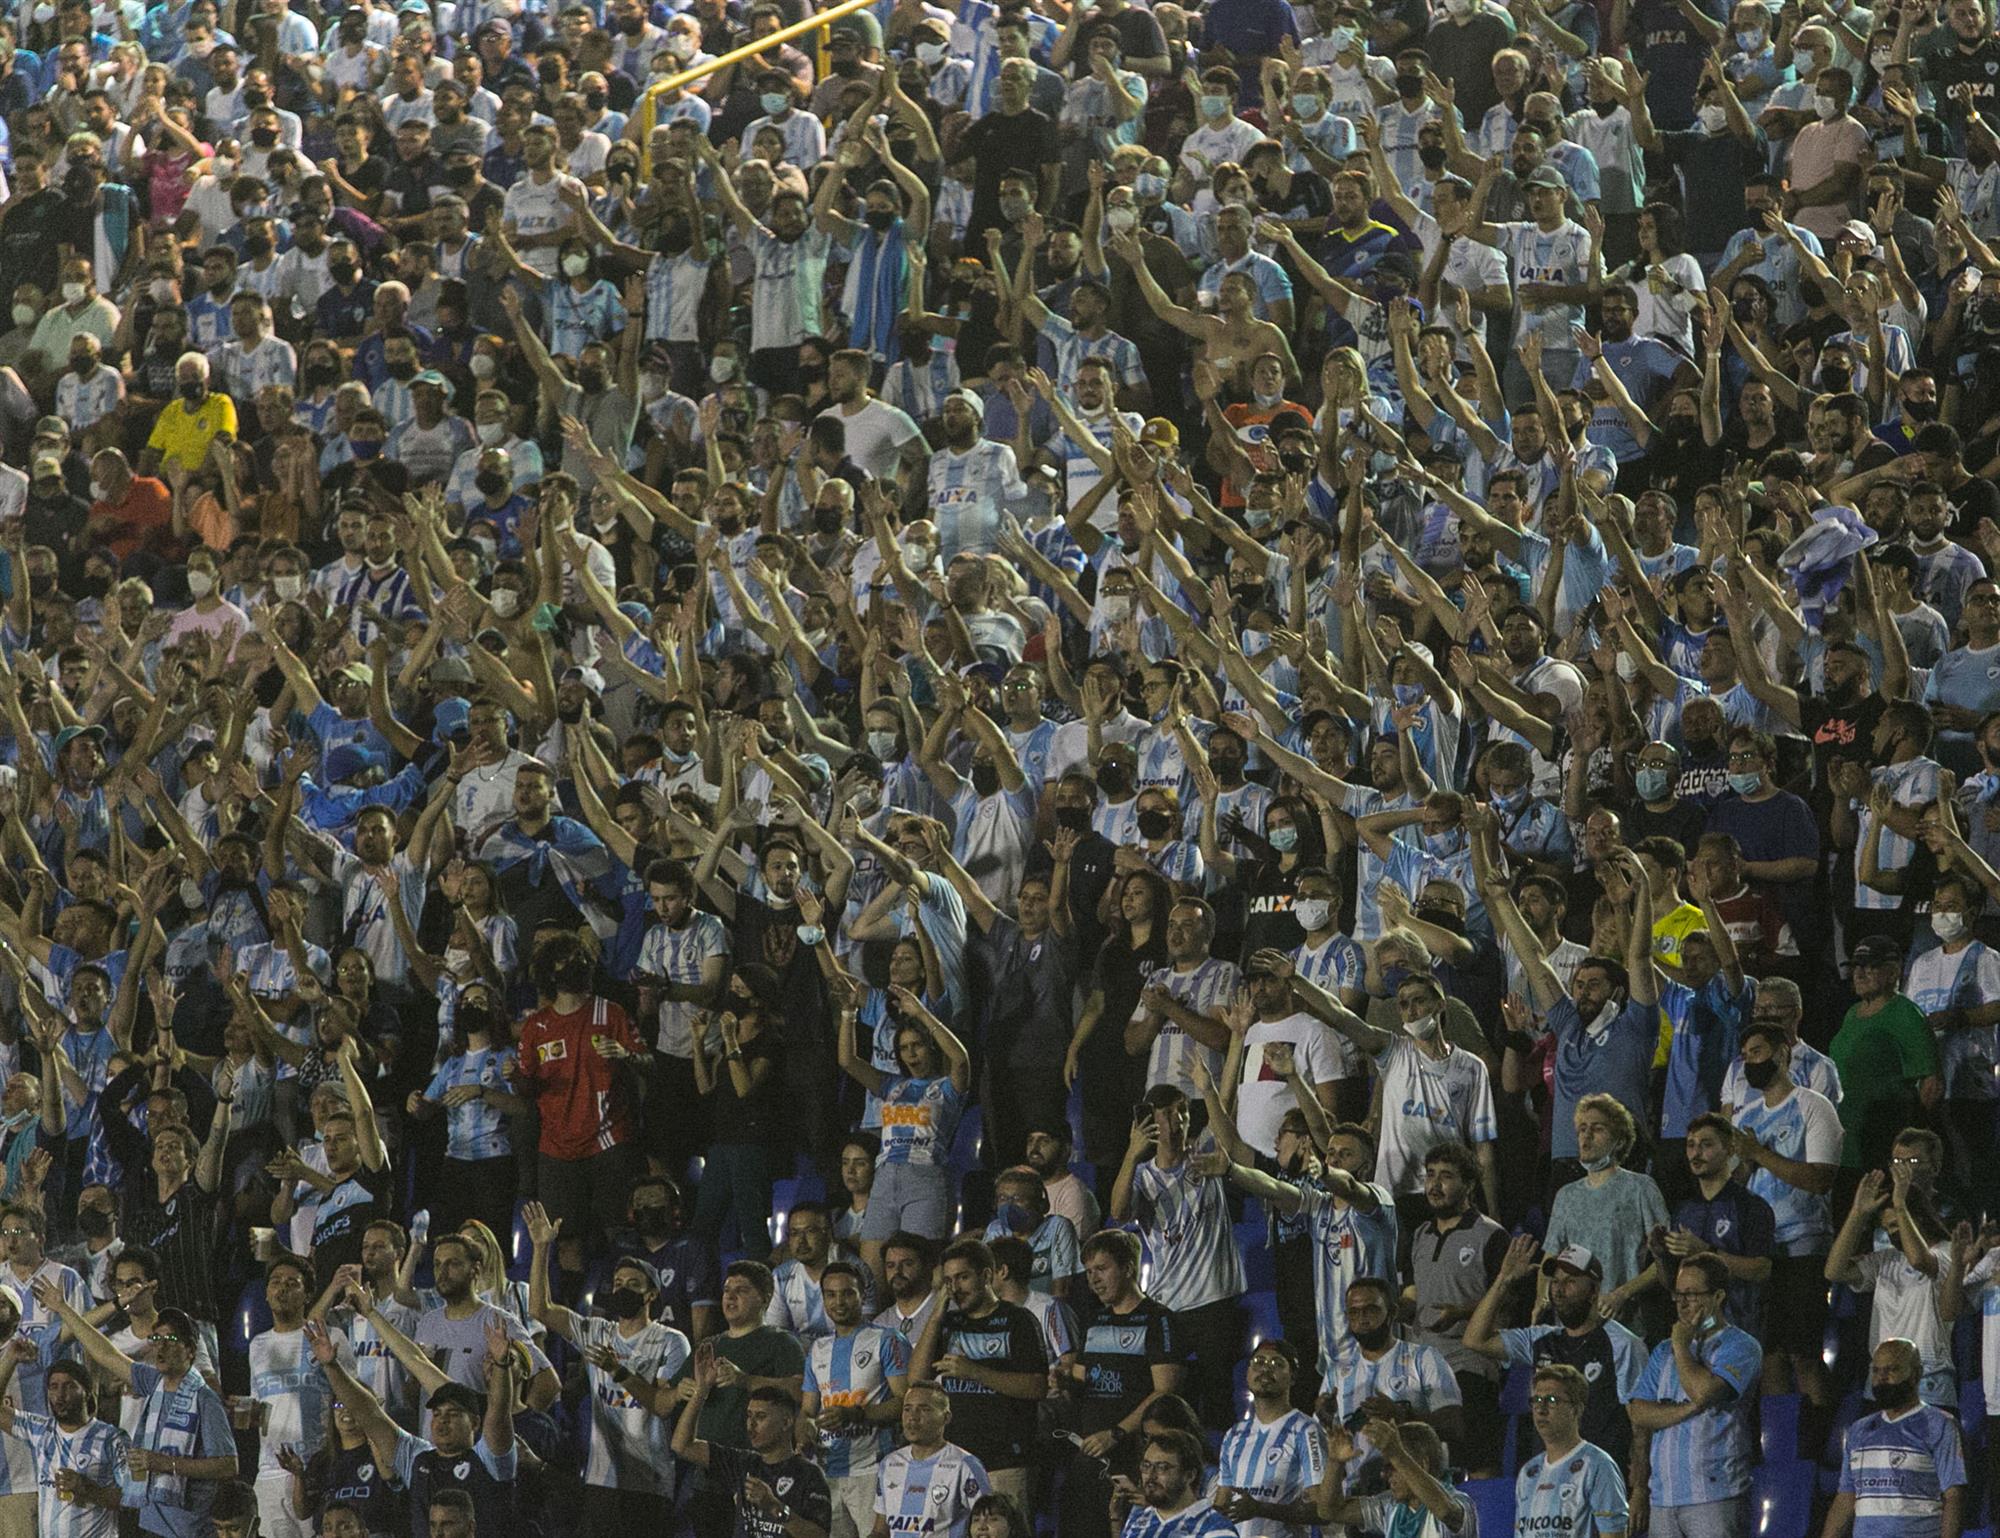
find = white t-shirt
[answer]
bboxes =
[815,397,924,482]
[503,170,586,277]
[1853,1242,1956,1399]
[1234,1011,1358,1157]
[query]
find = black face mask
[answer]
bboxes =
[1210,755,1244,783]
[578,366,608,394]
[608,1288,648,1319]
[812,506,844,535]
[306,363,339,389]
[865,208,897,231]
[583,90,606,110]
[179,381,207,404]
[1822,368,1853,392]
[1418,144,1447,170]
[77,1208,112,1238]
[330,262,359,284]
[558,702,585,724]
[1137,809,1174,839]
[388,360,417,382]
[1098,764,1130,798]
[475,470,510,498]
[1055,805,1091,833]
[458,1002,495,1036]
[633,1204,671,1236]
[1903,397,1938,422]
[1742,1058,1780,1091]
[244,87,269,106]
[1396,71,1424,95]
[245,234,273,257]
[971,763,1001,796]
[1872,1378,1918,1410]
[444,161,476,187]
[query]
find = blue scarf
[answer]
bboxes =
[849,220,906,366]
[479,815,622,938]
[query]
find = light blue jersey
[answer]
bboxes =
[1734,1084,1842,1251]
[1130,1139,1247,1314]
[423,1047,519,1162]
[1214,1408,1328,1538]
[1632,1325,1762,1506]
[877,1075,965,1167]
[1296,1181,1398,1378]
[804,1325,909,1478]
[927,439,1027,560]
[876,1440,989,1538]
[1513,1439,1628,1538]
[12,1410,126,1538]
[1839,1405,1967,1538]
[1120,1500,1241,1538]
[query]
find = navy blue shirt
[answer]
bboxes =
[1671,1181,1775,1332]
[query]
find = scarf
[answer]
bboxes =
[480,816,622,939]
[848,220,906,366]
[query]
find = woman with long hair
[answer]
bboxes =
[1064,866,1173,1182]
[689,970,789,1250]
[282,1384,405,1538]
[1620,202,1705,355]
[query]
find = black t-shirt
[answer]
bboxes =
[1074,1297,1176,1435]
[960,108,1059,234]
[410,1435,516,1538]
[705,1443,832,1538]
[1523,1324,1633,1467]
[310,1163,393,1275]
[1622,798,1709,863]
[0,189,75,295]
[934,1300,1048,1468]
[1235,859,1308,962]
[1799,690,1886,807]
[312,1438,403,1535]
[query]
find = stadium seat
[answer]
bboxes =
[1242,1289,1281,1349]
[1458,1476,1514,1538]
[231,1278,273,1359]
[1760,1392,1802,1464]
[1499,1363,1531,1416]
[1752,1459,1815,1538]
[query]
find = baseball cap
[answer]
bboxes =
[432,697,472,745]
[950,388,984,416]
[1839,219,1877,248]
[335,662,374,687]
[1542,1244,1604,1280]
[1140,417,1179,448]
[430,656,475,688]
[32,416,67,441]
[1851,934,1904,968]
[1524,165,1566,190]
[52,724,107,759]
[411,369,449,390]
[30,454,62,482]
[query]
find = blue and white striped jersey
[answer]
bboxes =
[644,248,712,344]
[635,910,730,1057]
[1294,1181,1398,1376]
[422,1047,518,1162]
[1213,1408,1328,1538]
[13,1409,126,1537]
[803,1324,909,1478]
[1839,1405,1967,1538]
[1855,757,1944,909]
[1734,1084,1842,1252]
[1632,1325,1762,1505]
[1129,1139,1247,1313]
[875,1440,990,1538]
[877,1075,965,1169]
[1119,1498,1240,1538]
[927,439,1027,561]
[54,364,124,433]
[1321,1335,1461,1415]
[1136,958,1242,1098]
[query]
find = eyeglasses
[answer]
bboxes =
[152,1334,188,1347]
[1890,1156,1926,1167]
[1529,1394,1570,1408]
[1725,751,1763,765]
[0,1229,32,1239]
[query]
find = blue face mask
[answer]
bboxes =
[1241,628,1269,652]
[1393,683,1425,706]
[1134,172,1167,201]
[994,1201,1035,1234]
[1634,766,1671,801]
[1425,828,1463,857]
[1381,964,1412,992]
[1727,770,1762,795]
[1200,92,1230,118]
[1269,825,1299,852]
[1491,789,1528,815]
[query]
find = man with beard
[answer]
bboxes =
[1027,354,1145,533]
[1052,1229,1178,1538]
[1464,1239,1646,1472]
[477,759,619,939]
[814,349,926,484]
[1623,1113,1775,1332]
[1313,1275,1463,1455]
[500,121,582,278]
[633,860,729,1178]
[694,132,831,396]
[926,388,1029,561]
[911,1238,1048,1505]
[1405,1142,1509,1475]
[0,1357,126,1534]
[1109,1430,1235,1538]
[524,1201,692,1530]
[873,1232,938,1344]
[1211,1339,1326,1535]
[582,1175,719,1342]
[954,58,1063,237]
[765,1203,849,1345]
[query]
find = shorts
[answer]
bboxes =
[1765,1253,1831,1356]
[1650,1496,1750,1538]
[829,1471,875,1538]
[860,1160,950,1241]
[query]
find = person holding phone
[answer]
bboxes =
[1627,1254,1764,1538]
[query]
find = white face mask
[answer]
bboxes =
[1615,650,1638,681]
[469,353,497,380]
[561,253,589,277]
[187,570,214,598]
[710,355,737,383]
[641,372,667,401]
[10,305,34,329]
[1698,103,1728,134]
[1933,911,1968,941]
[1293,898,1331,932]
[1404,1011,1441,1038]
[62,283,86,304]
[272,573,303,601]
[915,39,944,63]
[489,588,520,617]
[477,420,506,445]
[88,480,110,502]
[1814,93,1839,120]
[1100,594,1132,623]
[1105,206,1138,235]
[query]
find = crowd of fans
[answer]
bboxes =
[2,0,2000,1532]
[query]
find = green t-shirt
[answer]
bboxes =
[1828,995,1939,1168]
[695,1325,806,1445]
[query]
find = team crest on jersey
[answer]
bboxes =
[1568,1461,1582,1473]
[1714,1220,1731,1237]
[1118,1328,1142,1351]
[1582,1362,1602,1382]
[1267,1447,1283,1463]
[932,1486,950,1505]
[856,1350,873,1369]
[360,1465,374,1482]
[778,1478,795,1495]
[453,1461,470,1479]
[1559,1485,1579,1505]
[660,1268,675,1287]
[1459,1246,1478,1266]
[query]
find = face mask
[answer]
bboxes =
[562,253,589,278]
[475,470,510,497]
[179,380,207,404]
[1815,93,1839,119]
[760,92,790,115]
[634,1204,671,1236]
[867,729,900,760]
[1293,898,1330,931]
[11,305,35,329]
[489,588,520,618]
[1614,650,1639,682]
[710,355,737,383]
[971,763,1001,796]
[187,571,214,598]
[1492,789,1528,815]
[1134,172,1167,200]
[1000,195,1031,223]
[1742,1057,1780,1091]
[1099,594,1132,624]
[1098,764,1131,798]
[1581,1152,1617,1173]
[608,1288,647,1320]
[913,38,946,64]
[1328,25,1359,54]
[994,1201,1035,1234]
[1292,92,1323,116]
[470,418,506,448]
[273,574,303,601]
[1201,92,1230,118]
[1397,71,1425,95]
[1732,294,1760,323]
[1137,809,1174,840]
[1634,767,1671,801]
[351,438,383,461]
[1105,206,1138,235]
[77,1208,112,1239]
[387,360,417,382]
[1404,1011,1441,1038]
[330,261,359,285]
[1736,27,1764,48]
[1424,828,1462,856]
[61,280,89,304]
[1934,910,1968,941]
[1269,825,1299,852]
[1727,770,1762,795]
[578,366,608,394]
[1698,103,1728,133]
[641,372,668,402]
